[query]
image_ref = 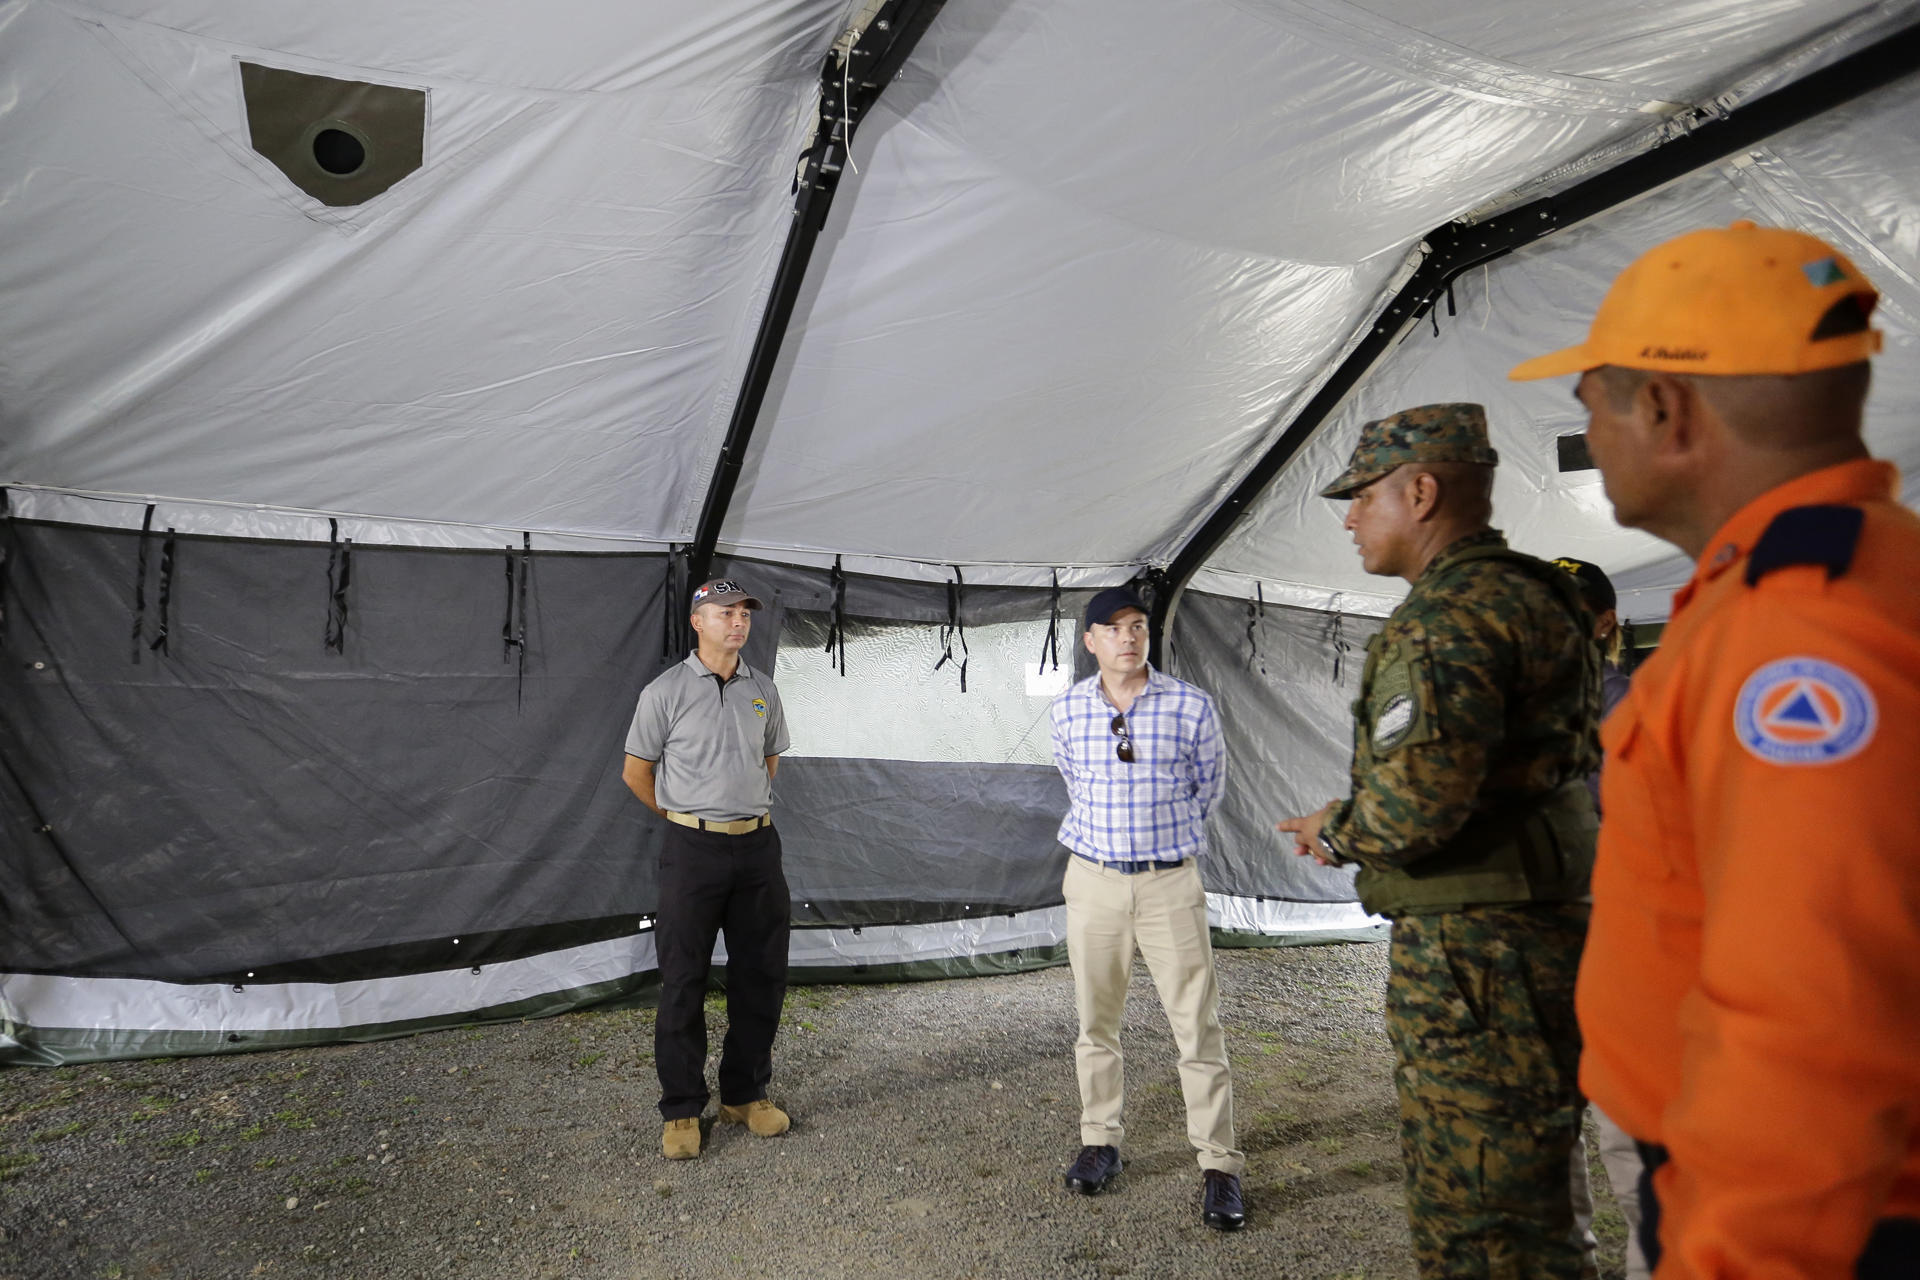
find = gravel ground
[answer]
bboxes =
[0,942,1627,1280]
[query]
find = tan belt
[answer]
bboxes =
[665,811,770,836]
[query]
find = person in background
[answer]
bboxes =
[1552,555,1646,1280]
[1049,587,1247,1231]
[622,579,793,1161]
[1511,221,1920,1277]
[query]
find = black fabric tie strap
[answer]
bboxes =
[324,519,352,654]
[501,544,517,662]
[1329,611,1351,684]
[662,545,681,663]
[662,544,695,662]
[1038,569,1061,673]
[934,566,968,692]
[502,534,532,704]
[1246,582,1266,676]
[824,554,847,676]
[130,504,155,664]
[515,532,530,707]
[148,528,176,656]
[0,487,12,651]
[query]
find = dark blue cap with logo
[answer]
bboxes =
[1550,557,1616,614]
[1083,587,1150,631]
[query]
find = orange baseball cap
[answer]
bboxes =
[1509,221,1882,381]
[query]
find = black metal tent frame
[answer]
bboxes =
[685,0,950,593]
[676,10,1920,665]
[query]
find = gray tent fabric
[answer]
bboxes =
[1193,67,1920,620]
[0,521,671,984]
[1168,591,1386,906]
[0,522,1372,1062]
[4,4,1918,1061]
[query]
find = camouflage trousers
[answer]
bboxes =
[1386,904,1588,1280]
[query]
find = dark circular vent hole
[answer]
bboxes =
[311,128,367,176]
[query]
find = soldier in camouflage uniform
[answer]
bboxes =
[1278,403,1601,1280]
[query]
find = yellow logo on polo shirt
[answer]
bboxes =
[751,698,768,719]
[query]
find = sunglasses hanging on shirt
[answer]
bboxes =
[1110,713,1134,763]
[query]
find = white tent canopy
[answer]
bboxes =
[6,0,1913,586]
[3,0,1917,1061]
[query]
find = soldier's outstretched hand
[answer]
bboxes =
[1276,802,1340,866]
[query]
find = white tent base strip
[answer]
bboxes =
[2,1,1917,1064]
[1,905,1386,1065]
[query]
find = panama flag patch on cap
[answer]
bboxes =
[1734,657,1876,765]
[1802,257,1848,287]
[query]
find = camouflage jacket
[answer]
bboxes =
[1322,529,1600,876]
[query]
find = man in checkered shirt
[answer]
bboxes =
[1048,587,1246,1231]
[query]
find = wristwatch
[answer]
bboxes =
[1317,825,1343,864]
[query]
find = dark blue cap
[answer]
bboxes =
[1084,587,1150,631]
[1549,557,1616,614]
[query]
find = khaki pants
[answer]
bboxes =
[1063,855,1243,1175]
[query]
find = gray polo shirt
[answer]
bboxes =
[625,653,790,821]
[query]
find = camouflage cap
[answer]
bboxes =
[1318,402,1499,499]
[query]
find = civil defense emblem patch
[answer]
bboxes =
[751,697,768,719]
[1801,256,1848,287]
[1733,656,1876,765]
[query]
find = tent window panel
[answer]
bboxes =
[776,611,1067,765]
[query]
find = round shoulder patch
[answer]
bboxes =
[1733,657,1877,765]
[1374,692,1415,750]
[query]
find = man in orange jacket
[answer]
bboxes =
[1510,221,1920,1279]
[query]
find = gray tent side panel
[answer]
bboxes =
[0,525,1377,1064]
[0,520,672,981]
[1170,589,1384,904]
[776,756,1072,923]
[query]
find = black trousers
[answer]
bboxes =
[653,822,791,1121]
[1638,1143,1920,1278]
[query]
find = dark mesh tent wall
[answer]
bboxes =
[0,516,1374,1064]
[1168,591,1388,938]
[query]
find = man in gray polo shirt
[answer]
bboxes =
[622,578,792,1160]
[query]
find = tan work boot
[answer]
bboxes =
[661,1116,701,1160]
[717,1099,790,1137]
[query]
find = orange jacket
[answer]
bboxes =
[1581,458,1920,1280]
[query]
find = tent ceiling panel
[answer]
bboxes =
[720,0,1913,577]
[0,1,842,541]
[55,0,837,95]
[2,0,1913,580]
[721,124,1380,569]
[1194,77,1920,619]
[815,0,1663,265]
[1318,0,1900,89]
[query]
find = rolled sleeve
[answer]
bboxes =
[1049,698,1079,793]
[1191,697,1225,818]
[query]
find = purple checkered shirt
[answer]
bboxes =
[1049,666,1226,862]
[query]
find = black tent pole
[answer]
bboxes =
[1149,22,1920,664]
[685,0,949,595]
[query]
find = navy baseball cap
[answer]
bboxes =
[1551,558,1617,614]
[1083,587,1150,631]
